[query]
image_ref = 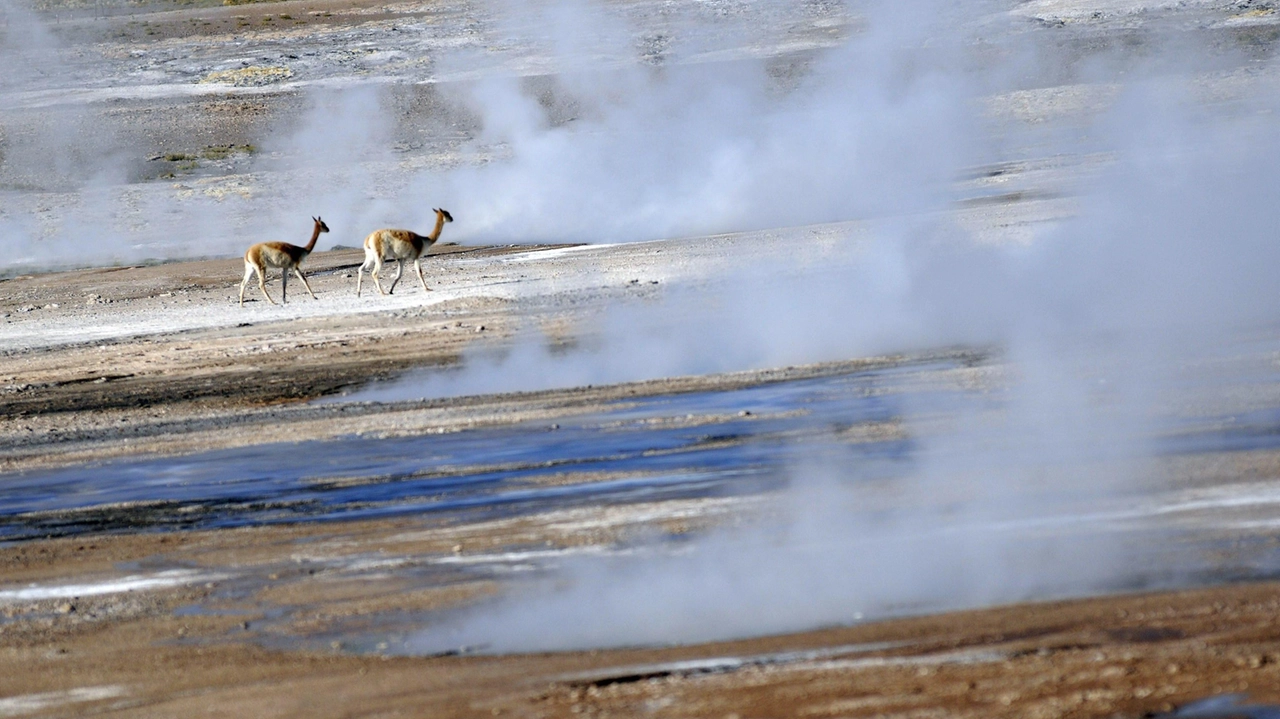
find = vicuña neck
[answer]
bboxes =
[304,223,322,253]
[428,212,445,241]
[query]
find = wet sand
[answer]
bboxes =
[5,515,1280,718]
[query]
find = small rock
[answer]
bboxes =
[44,303,58,310]
[475,325,485,333]
[56,602,75,614]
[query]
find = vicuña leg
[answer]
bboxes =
[281,268,289,304]
[371,255,388,295]
[414,259,431,292]
[357,258,370,296]
[361,254,388,296]
[294,268,317,300]
[255,265,277,305]
[387,259,405,295]
[240,262,255,306]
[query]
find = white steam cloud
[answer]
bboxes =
[429,1,979,243]
[399,2,1280,651]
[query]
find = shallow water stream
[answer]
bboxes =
[0,361,961,541]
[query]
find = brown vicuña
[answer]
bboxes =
[357,208,453,297]
[239,216,329,306]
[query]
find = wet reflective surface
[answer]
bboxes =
[0,361,958,541]
[1162,695,1280,719]
[7,353,1280,544]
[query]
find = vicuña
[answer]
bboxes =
[357,208,454,297]
[239,216,329,306]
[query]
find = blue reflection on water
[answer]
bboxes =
[6,355,1280,542]
[0,362,956,540]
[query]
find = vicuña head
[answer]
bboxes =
[357,207,454,297]
[239,215,330,306]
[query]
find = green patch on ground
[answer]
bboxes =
[200,144,256,160]
[198,66,293,86]
[149,145,256,179]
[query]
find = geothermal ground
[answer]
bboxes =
[7,0,1280,716]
